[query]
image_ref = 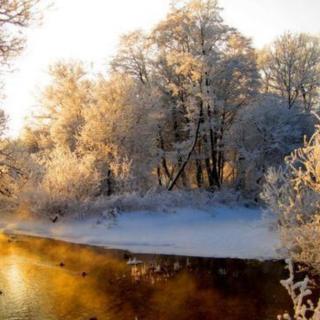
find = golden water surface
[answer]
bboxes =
[0,234,291,320]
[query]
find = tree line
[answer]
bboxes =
[0,0,320,214]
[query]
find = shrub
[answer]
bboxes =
[262,121,320,272]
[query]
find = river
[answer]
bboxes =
[0,233,291,320]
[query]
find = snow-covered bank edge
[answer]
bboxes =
[0,206,281,260]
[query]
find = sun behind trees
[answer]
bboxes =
[0,0,317,216]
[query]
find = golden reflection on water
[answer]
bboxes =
[0,233,291,320]
[7,260,24,291]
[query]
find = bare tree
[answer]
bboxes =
[261,33,320,111]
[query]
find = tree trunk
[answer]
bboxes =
[106,169,112,196]
[158,129,171,182]
[168,110,202,191]
[195,143,203,188]
[157,166,162,186]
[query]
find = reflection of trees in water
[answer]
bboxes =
[129,259,184,284]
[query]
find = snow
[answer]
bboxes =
[0,206,280,260]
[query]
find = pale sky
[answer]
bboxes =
[3,0,320,136]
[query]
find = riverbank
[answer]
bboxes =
[0,206,280,259]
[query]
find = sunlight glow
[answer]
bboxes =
[6,259,28,296]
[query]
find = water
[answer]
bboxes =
[0,234,291,320]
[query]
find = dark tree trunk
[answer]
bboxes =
[157,166,162,186]
[207,103,220,188]
[106,169,112,196]
[168,109,202,191]
[195,143,203,188]
[158,129,171,181]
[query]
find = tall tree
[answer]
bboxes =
[150,0,259,189]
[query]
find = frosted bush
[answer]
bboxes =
[282,218,320,273]
[262,121,320,273]
[21,148,102,216]
[42,148,101,200]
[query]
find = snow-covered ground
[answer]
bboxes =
[0,206,280,260]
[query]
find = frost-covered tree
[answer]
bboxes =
[260,33,320,111]
[111,30,150,85]
[36,62,94,151]
[78,73,158,194]
[230,94,313,195]
[112,0,260,190]
[0,0,44,209]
